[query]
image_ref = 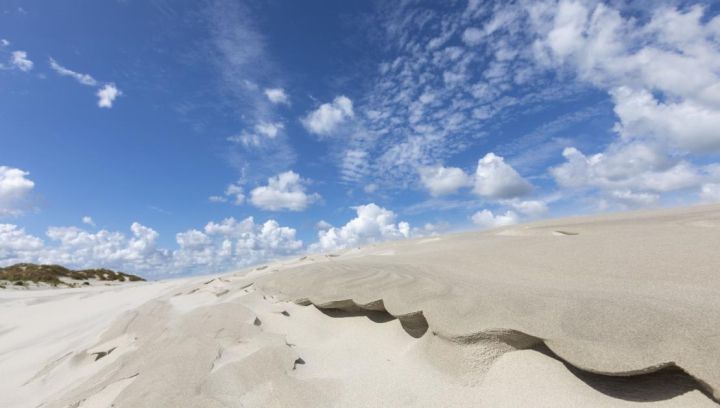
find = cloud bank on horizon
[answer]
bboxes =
[1,0,720,275]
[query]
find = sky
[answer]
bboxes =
[1,0,720,277]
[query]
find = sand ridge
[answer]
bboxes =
[256,204,720,401]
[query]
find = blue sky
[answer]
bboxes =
[2,0,720,276]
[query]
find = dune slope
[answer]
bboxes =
[2,204,719,407]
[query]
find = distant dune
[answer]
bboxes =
[1,205,719,407]
[0,263,145,289]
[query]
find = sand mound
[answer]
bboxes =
[1,204,719,407]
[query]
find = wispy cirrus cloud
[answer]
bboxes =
[206,0,295,187]
[49,58,98,86]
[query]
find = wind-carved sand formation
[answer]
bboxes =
[1,204,719,407]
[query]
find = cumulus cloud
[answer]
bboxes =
[49,58,98,86]
[204,217,255,238]
[418,165,471,196]
[0,216,304,276]
[176,229,212,249]
[311,203,411,252]
[315,220,332,231]
[611,87,720,153]
[42,222,169,271]
[11,50,33,71]
[532,3,720,110]
[474,153,532,199]
[174,216,303,272]
[0,166,35,217]
[551,144,702,207]
[301,96,354,136]
[504,199,549,217]
[97,84,121,108]
[250,171,320,211]
[471,209,518,229]
[528,1,720,206]
[0,224,43,263]
[264,88,289,104]
[82,216,96,227]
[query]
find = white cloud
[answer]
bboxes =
[311,203,411,252]
[315,220,332,231]
[0,39,9,47]
[418,165,471,196]
[264,88,289,104]
[49,58,121,108]
[0,166,35,217]
[1,216,304,276]
[225,183,245,205]
[539,0,587,59]
[250,171,320,211]
[474,153,532,199]
[471,209,518,229]
[700,184,720,203]
[11,50,33,71]
[49,58,98,86]
[608,189,659,208]
[611,87,720,153]
[208,195,227,203]
[39,222,169,271]
[175,216,303,271]
[209,2,299,182]
[209,183,245,205]
[227,122,285,147]
[320,1,571,189]
[176,229,211,249]
[82,216,96,227]
[551,144,702,205]
[204,217,255,238]
[519,1,720,206]
[532,3,720,110]
[97,84,121,108]
[461,27,484,46]
[227,131,260,146]
[0,224,43,263]
[528,0,720,204]
[255,121,283,139]
[363,183,378,194]
[301,95,354,136]
[504,199,549,217]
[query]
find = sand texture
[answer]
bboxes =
[2,204,719,407]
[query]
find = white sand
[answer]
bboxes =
[1,204,719,407]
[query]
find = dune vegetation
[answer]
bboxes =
[0,263,144,288]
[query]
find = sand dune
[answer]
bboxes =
[1,205,719,407]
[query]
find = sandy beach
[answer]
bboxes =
[1,205,719,407]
